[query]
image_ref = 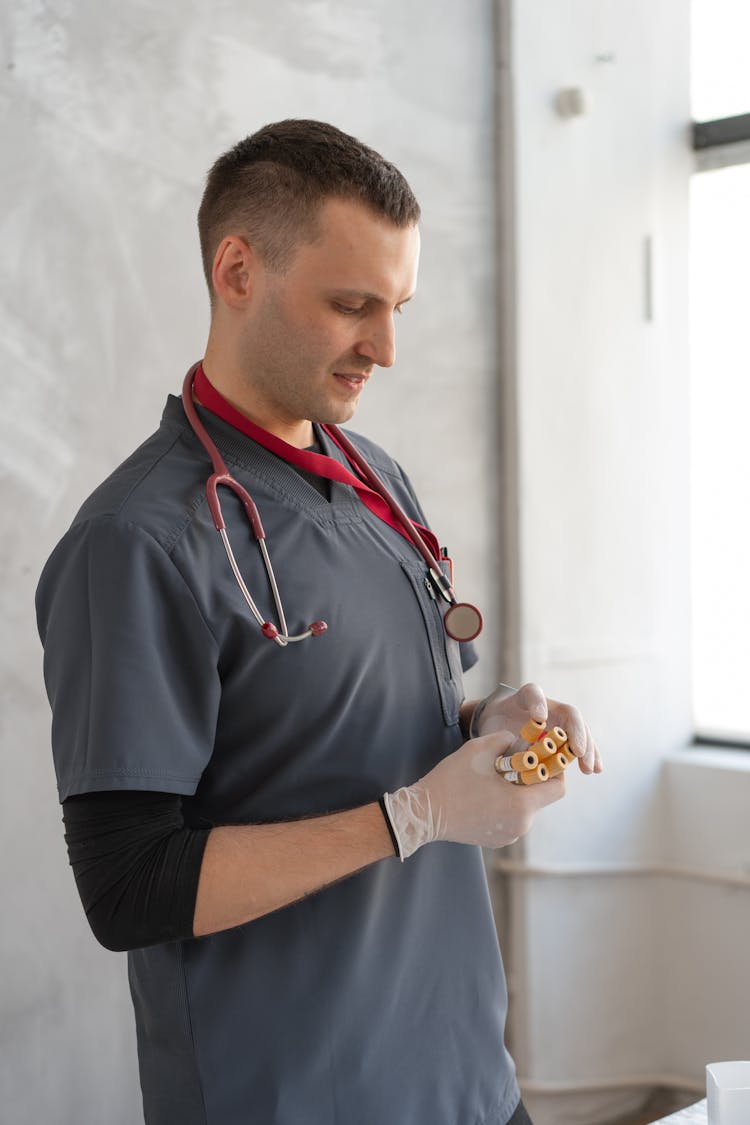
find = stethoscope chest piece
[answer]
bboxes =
[444,602,483,643]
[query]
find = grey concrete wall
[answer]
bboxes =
[1,2,498,1121]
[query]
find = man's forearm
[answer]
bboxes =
[195,701,480,938]
[193,802,395,937]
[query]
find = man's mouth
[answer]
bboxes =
[333,372,369,390]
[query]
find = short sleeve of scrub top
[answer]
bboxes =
[37,515,221,801]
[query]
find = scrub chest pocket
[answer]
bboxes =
[400,558,464,727]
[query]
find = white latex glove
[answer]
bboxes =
[383,731,565,860]
[470,681,602,775]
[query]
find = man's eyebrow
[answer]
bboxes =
[330,289,416,306]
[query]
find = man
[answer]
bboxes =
[37,120,599,1125]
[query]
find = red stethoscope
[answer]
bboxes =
[181,365,483,647]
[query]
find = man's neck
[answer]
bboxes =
[200,348,314,449]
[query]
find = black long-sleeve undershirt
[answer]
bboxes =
[62,790,209,952]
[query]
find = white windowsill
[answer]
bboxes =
[670,744,750,771]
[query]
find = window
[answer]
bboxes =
[690,1,750,742]
[692,0,750,122]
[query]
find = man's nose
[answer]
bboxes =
[355,313,396,369]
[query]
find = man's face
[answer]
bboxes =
[238,196,420,446]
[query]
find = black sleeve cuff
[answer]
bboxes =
[62,790,210,951]
[378,795,399,858]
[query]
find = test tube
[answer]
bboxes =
[519,718,546,743]
[535,736,558,761]
[494,749,539,774]
[540,751,570,778]
[501,763,549,785]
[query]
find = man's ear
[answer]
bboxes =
[211,236,258,310]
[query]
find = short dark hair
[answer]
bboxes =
[197,119,421,293]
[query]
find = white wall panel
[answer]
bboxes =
[504,1,698,1122]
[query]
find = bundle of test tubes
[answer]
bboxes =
[495,718,576,785]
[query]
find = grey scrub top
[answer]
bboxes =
[37,396,520,1125]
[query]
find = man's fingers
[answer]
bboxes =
[548,700,585,749]
[477,687,601,777]
[547,698,600,772]
[527,775,566,808]
[468,731,516,776]
[516,682,547,723]
[485,730,516,753]
[573,724,599,773]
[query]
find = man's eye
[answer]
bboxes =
[334,302,363,315]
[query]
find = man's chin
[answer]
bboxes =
[317,402,359,427]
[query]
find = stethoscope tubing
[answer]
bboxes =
[325,426,482,640]
[182,367,319,645]
[181,365,482,644]
[323,423,453,598]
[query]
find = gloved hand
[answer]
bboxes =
[383,731,565,860]
[470,682,602,775]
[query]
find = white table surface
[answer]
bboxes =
[653,1100,707,1124]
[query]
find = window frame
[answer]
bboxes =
[690,109,750,747]
[693,111,750,172]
